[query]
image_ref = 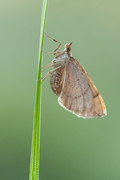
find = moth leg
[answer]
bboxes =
[37,72,50,83]
[41,62,53,72]
[41,49,55,54]
[37,66,61,83]
[41,49,62,56]
[45,33,61,53]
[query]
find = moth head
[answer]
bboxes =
[64,42,73,52]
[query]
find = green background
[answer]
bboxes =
[1,0,120,180]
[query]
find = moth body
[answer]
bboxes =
[41,37,107,118]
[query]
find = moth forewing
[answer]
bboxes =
[58,57,106,118]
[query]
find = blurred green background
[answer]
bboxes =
[0,0,120,180]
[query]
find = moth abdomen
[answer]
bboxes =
[50,67,64,96]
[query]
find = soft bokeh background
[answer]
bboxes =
[0,0,120,180]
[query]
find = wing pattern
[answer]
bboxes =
[58,57,106,118]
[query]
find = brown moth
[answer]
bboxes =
[40,33,107,118]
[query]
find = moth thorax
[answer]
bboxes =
[53,58,68,68]
[50,67,64,96]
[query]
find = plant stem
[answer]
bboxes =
[29,0,48,180]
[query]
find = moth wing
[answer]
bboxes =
[58,57,107,118]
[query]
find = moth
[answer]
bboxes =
[40,33,107,118]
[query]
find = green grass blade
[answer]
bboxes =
[29,0,48,180]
